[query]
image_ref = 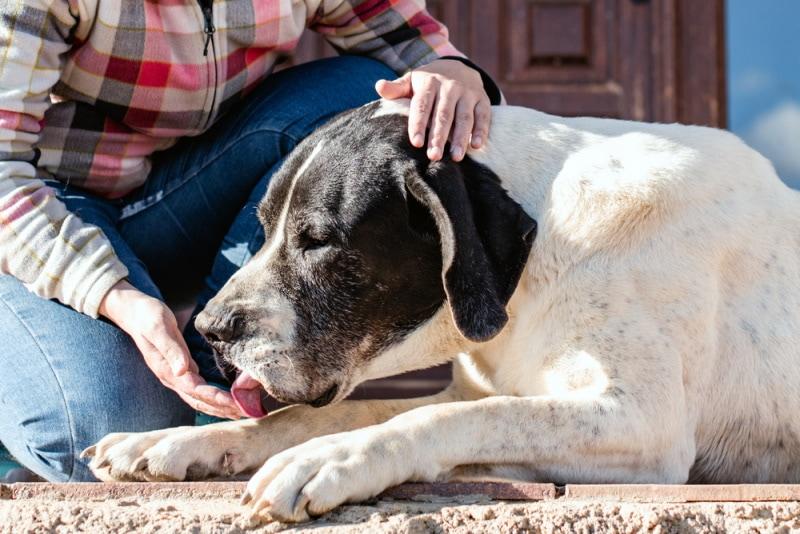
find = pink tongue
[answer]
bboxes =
[231,372,268,418]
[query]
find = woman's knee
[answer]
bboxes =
[2,347,194,482]
[0,279,194,481]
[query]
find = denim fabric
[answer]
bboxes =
[0,56,395,481]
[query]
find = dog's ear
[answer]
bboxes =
[403,157,537,342]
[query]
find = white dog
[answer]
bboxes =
[85,99,800,522]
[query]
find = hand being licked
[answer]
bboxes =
[99,280,243,420]
[376,58,493,162]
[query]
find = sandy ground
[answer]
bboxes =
[2,493,800,533]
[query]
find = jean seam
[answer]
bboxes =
[160,202,193,245]
[0,295,76,481]
[121,128,300,220]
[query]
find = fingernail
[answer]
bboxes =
[412,134,424,147]
[428,147,442,160]
[451,146,463,160]
[472,136,483,147]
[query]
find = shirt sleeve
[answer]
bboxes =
[307,0,463,74]
[0,0,128,318]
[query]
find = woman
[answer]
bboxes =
[0,0,501,482]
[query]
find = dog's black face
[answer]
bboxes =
[195,101,536,407]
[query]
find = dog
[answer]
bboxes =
[84,98,800,522]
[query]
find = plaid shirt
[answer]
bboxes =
[0,0,460,317]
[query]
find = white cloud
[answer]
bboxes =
[732,68,774,95]
[744,100,800,187]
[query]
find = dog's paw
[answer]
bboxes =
[81,426,249,482]
[240,429,411,523]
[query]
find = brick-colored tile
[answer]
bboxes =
[381,482,557,501]
[564,484,800,503]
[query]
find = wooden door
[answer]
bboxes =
[283,0,727,400]
[291,0,726,126]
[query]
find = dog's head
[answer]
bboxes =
[195,100,536,413]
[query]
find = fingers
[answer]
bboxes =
[402,59,494,161]
[175,389,239,420]
[104,288,243,419]
[146,348,241,419]
[406,78,490,161]
[426,84,458,161]
[171,370,241,420]
[173,373,242,420]
[471,97,492,149]
[173,372,239,411]
[148,309,191,376]
[449,97,476,162]
[135,335,242,419]
[408,77,438,149]
[374,74,411,100]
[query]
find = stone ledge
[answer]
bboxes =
[3,482,800,503]
[1,482,245,501]
[564,484,800,503]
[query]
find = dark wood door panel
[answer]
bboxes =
[477,0,724,125]
[500,0,625,117]
[289,0,725,126]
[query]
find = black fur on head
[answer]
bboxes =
[402,155,537,341]
[196,100,537,405]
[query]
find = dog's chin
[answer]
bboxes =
[265,382,342,408]
[308,383,339,407]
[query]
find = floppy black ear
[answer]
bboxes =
[404,157,537,342]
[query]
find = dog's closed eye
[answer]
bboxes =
[297,229,331,254]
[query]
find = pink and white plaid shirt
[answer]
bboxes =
[0,0,460,316]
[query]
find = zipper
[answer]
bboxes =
[197,0,218,130]
[198,0,216,56]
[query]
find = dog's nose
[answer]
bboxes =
[195,306,243,344]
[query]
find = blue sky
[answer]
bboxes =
[727,0,800,189]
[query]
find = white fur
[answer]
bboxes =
[260,141,324,263]
[87,103,800,522]
[211,142,326,398]
[371,98,411,119]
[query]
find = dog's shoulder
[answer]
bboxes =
[477,106,786,252]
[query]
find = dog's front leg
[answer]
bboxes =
[245,395,693,522]
[83,387,468,482]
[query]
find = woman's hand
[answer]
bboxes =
[375,59,492,162]
[99,280,242,420]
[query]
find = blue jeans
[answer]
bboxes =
[0,56,394,482]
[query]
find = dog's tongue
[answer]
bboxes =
[231,372,267,418]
